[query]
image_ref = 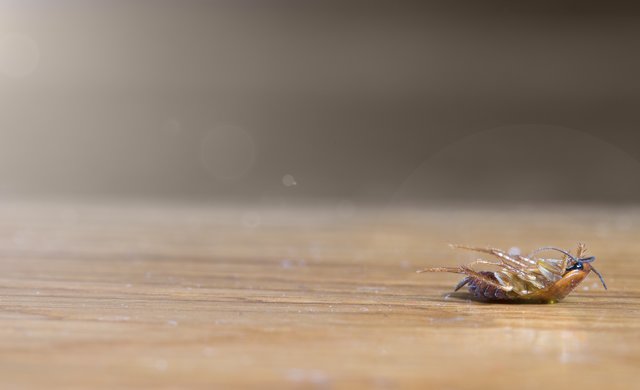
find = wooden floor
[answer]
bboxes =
[0,202,638,389]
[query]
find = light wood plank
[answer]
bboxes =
[0,203,637,389]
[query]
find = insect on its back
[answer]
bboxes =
[418,243,607,303]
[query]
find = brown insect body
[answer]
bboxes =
[419,244,606,303]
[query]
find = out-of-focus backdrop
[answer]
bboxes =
[1,0,639,205]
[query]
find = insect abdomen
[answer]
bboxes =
[467,272,510,300]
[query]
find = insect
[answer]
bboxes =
[418,243,607,303]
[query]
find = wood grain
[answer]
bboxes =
[0,202,638,389]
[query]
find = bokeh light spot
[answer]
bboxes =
[282,174,297,187]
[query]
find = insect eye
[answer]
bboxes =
[566,262,584,271]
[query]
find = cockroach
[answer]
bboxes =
[418,243,607,303]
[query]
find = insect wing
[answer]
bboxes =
[536,258,564,283]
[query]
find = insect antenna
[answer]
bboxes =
[528,247,578,262]
[589,265,608,290]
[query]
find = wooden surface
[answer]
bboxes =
[0,202,639,389]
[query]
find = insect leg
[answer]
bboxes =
[465,258,533,282]
[416,267,465,274]
[454,277,471,291]
[466,259,503,268]
[451,244,532,268]
[458,249,536,282]
[462,249,543,283]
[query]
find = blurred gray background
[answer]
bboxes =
[1,1,639,205]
